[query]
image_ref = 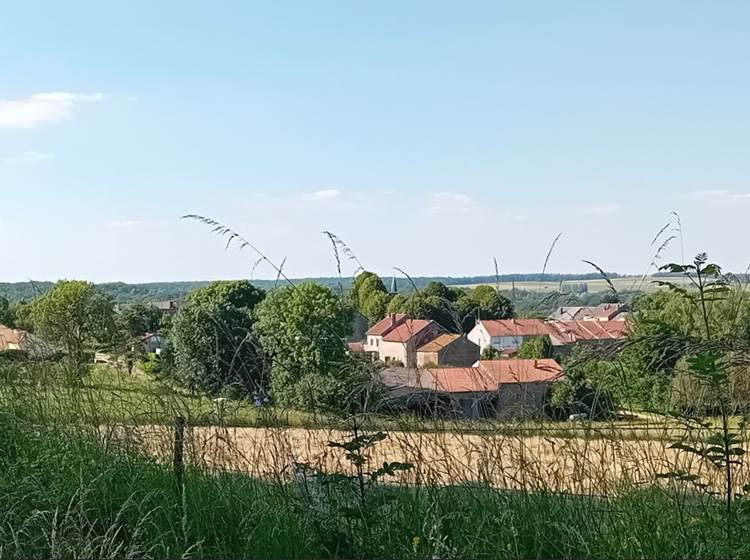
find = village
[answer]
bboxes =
[345,303,630,419]
[1,292,630,421]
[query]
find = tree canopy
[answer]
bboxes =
[170,280,266,396]
[254,282,355,410]
[24,280,117,368]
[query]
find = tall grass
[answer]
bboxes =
[1,407,748,559]
[2,355,750,559]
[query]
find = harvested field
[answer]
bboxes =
[107,424,749,496]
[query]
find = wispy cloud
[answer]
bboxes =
[0,92,103,128]
[302,189,341,200]
[428,191,474,215]
[689,189,750,200]
[3,150,56,165]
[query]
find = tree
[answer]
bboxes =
[474,286,514,320]
[25,280,117,368]
[481,346,501,360]
[254,282,355,410]
[0,296,14,327]
[171,280,266,396]
[361,291,390,323]
[517,336,552,359]
[350,272,390,322]
[455,287,515,332]
[119,302,162,338]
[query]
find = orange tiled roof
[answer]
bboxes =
[550,320,630,343]
[396,359,564,394]
[382,319,435,343]
[477,358,564,384]
[479,319,556,338]
[416,333,461,353]
[366,314,408,336]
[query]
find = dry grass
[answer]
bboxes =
[112,422,749,496]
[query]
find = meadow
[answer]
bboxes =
[3,359,750,559]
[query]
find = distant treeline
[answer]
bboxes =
[0,273,623,304]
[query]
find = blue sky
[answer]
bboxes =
[2,1,749,282]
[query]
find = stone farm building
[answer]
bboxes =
[415,333,479,367]
[549,303,629,322]
[380,358,564,419]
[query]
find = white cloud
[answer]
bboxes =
[690,189,730,199]
[428,191,474,215]
[303,189,341,200]
[3,150,56,165]
[0,92,103,128]
[689,189,750,201]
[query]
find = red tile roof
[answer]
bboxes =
[550,320,630,343]
[386,359,564,394]
[428,367,498,392]
[382,319,435,343]
[479,319,556,338]
[477,359,564,384]
[416,333,461,353]
[347,341,364,353]
[0,325,25,350]
[366,314,408,336]
[553,304,627,321]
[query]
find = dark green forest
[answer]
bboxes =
[0,272,620,304]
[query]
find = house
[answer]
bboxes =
[379,319,442,367]
[155,301,180,315]
[362,313,408,356]
[380,358,564,419]
[416,333,480,367]
[468,318,630,355]
[347,341,365,355]
[141,332,165,354]
[0,324,54,359]
[467,319,555,354]
[550,303,629,322]
[546,320,630,357]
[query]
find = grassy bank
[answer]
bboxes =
[1,411,747,559]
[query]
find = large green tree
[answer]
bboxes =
[254,282,355,410]
[349,271,390,322]
[25,280,117,367]
[0,296,14,327]
[119,302,162,338]
[171,280,266,396]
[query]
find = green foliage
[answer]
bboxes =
[254,282,356,411]
[171,280,265,396]
[481,346,502,360]
[24,280,117,368]
[0,296,15,326]
[350,271,390,322]
[118,302,162,337]
[387,282,513,333]
[652,254,748,516]
[550,353,617,419]
[517,336,552,359]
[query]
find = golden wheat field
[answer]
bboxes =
[103,424,748,496]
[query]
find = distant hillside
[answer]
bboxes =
[0,272,621,304]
